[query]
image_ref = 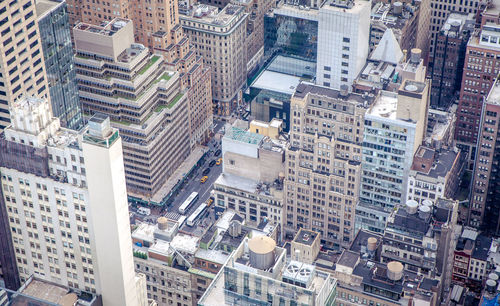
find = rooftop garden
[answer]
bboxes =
[138,55,160,75]
[154,92,184,112]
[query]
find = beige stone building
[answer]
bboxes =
[180,4,248,116]
[67,0,213,146]
[290,228,321,265]
[0,0,50,130]
[74,19,191,201]
[213,122,287,227]
[285,83,373,249]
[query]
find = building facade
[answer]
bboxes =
[407,146,464,204]
[37,0,83,131]
[0,97,149,305]
[430,12,474,109]
[469,79,500,233]
[0,0,50,130]
[285,83,371,249]
[180,4,248,116]
[454,5,500,168]
[74,19,191,202]
[356,79,429,234]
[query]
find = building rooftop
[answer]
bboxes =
[149,240,174,257]
[35,0,62,19]
[349,229,382,255]
[367,91,398,119]
[74,18,131,37]
[251,70,302,95]
[370,1,418,30]
[441,12,475,37]
[224,126,264,145]
[195,249,229,265]
[370,29,404,65]
[487,78,500,105]
[180,4,245,27]
[386,205,432,238]
[411,147,460,179]
[170,234,199,254]
[293,228,319,246]
[294,83,376,105]
[337,250,360,269]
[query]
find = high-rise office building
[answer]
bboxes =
[356,78,429,234]
[180,4,248,116]
[66,0,213,145]
[264,0,370,91]
[284,83,372,249]
[455,5,500,168]
[430,12,474,109]
[428,0,480,68]
[0,0,50,130]
[74,19,191,202]
[469,79,500,233]
[36,0,84,130]
[0,96,149,305]
[315,0,370,90]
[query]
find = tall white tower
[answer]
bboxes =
[82,114,147,306]
[316,0,371,90]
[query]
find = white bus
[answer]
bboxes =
[178,192,199,214]
[177,216,187,228]
[186,203,207,227]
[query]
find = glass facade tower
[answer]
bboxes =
[37,0,83,130]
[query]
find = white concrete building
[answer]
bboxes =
[0,97,149,306]
[316,0,371,90]
[356,79,429,233]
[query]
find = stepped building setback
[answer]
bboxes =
[74,19,191,202]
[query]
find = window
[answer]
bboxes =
[343,37,350,43]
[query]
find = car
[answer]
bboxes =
[200,176,208,183]
[215,149,221,156]
[206,198,214,207]
[209,160,216,167]
[202,168,211,176]
[216,157,222,165]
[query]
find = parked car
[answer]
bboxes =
[215,149,222,156]
[209,160,216,167]
[203,168,211,176]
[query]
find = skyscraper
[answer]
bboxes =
[455,5,500,168]
[469,79,500,233]
[0,96,149,305]
[0,0,50,130]
[74,19,191,202]
[356,79,429,233]
[284,83,371,249]
[36,0,84,130]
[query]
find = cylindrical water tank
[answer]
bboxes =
[393,1,403,15]
[410,48,422,64]
[387,261,404,281]
[489,273,499,281]
[367,237,378,252]
[406,200,418,214]
[418,205,431,219]
[487,279,497,293]
[157,217,168,230]
[248,236,276,270]
[422,199,433,208]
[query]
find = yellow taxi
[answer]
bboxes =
[200,176,208,183]
[216,158,222,165]
[206,198,214,207]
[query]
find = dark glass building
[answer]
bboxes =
[264,12,317,79]
[37,0,83,130]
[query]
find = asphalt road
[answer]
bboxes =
[163,120,225,227]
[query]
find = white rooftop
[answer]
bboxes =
[132,223,155,243]
[367,91,398,119]
[149,240,173,257]
[487,79,500,105]
[195,249,229,265]
[215,173,258,194]
[170,234,199,254]
[370,29,403,65]
[252,70,301,95]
